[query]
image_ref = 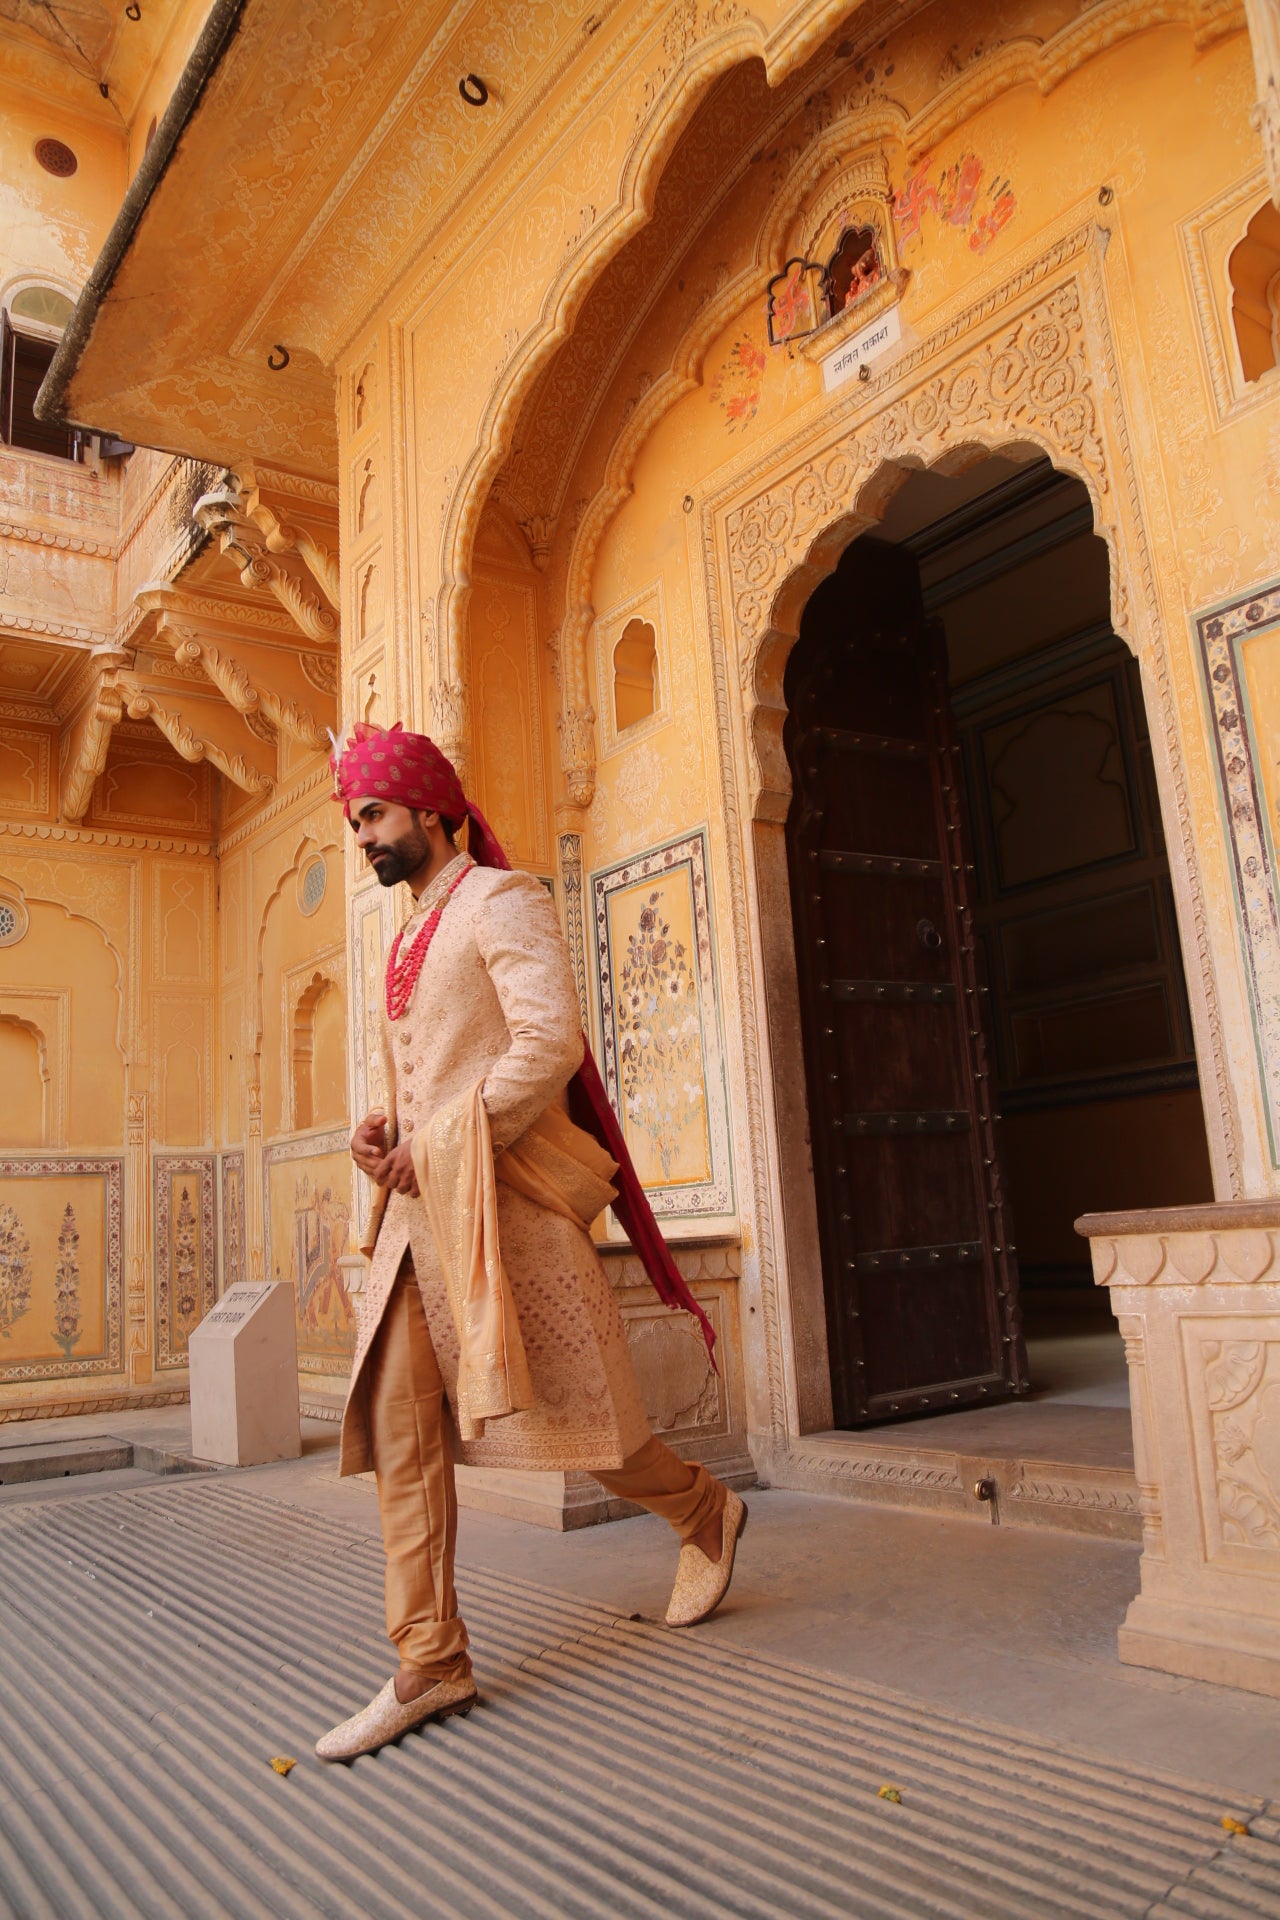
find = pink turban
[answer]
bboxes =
[331,722,509,870]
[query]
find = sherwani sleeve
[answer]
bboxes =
[473,871,585,1152]
[358,1006,400,1258]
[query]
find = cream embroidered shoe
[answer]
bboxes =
[314,1672,477,1762]
[665,1489,747,1628]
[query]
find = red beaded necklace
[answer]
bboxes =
[385,856,474,1021]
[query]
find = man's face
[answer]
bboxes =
[349,798,432,887]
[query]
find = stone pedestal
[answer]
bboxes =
[189,1281,301,1467]
[1078,1201,1280,1698]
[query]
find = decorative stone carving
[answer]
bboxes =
[557,831,589,1030]
[122,686,273,794]
[193,485,339,645]
[170,634,328,749]
[1080,1200,1280,1697]
[557,705,597,808]
[241,471,341,610]
[60,675,125,822]
[428,677,470,791]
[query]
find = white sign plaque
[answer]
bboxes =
[822,304,903,394]
[189,1279,301,1467]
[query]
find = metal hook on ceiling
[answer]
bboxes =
[267,344,291,371]
[458,74,489,106]
[125,4,141,20]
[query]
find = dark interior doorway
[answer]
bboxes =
[787,454,1214,1429]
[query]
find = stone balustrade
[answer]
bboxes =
[1077,1200,1280,1699]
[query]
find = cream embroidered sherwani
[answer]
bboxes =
[340,862,651,1477]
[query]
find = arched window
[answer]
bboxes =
[1229,200,1280,383]
[613,619,658,734]
[2,284,78,459]
[9,286,74,330]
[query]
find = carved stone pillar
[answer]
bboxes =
[125,1089,151,1386]
[557,828,589,1031]
[1080,1199,1280,1698]
[245,1080,265,1282]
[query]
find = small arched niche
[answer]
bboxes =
[824,223,883,316]
[0,1017,47,1148]
[1229,200,1280,383]
[292,975,345,1131]
[613,619,659,734]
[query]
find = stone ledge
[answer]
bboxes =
[1077,1199,1280,1236]
[757,1424,1141,1539]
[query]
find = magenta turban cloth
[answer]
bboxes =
[331,721,509,869]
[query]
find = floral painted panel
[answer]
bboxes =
[1197,578,1280,1162]
[0,1157,123,1382]
[219,1150,245,1291]
[592,832,733,1222]
[153,1154,217,1370]
[264,1131,355,1376]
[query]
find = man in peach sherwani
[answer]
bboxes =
[316,723,746,1762]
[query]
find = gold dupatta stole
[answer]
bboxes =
[410,1094,619,1440]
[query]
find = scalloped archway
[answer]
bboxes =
[699,227,1241,1450]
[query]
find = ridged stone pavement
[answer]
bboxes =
[0,1477,1277,1919]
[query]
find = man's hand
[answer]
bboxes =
[351,1111,388,1176]
[372,1138,420,1197]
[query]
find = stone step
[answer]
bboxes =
[0,1435,133,1486]
[0,1464,166,1506]
[0,1432,212,1490]
[772,1405,1142,1540]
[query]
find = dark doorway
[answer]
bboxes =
[787,454,1214,1429]
[784,538,1026,1428]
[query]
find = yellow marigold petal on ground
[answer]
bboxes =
[270,1757,297,1776]
[878,1785,903,1804]
[1221,1816,1250,1836]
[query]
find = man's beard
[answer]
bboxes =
[366,818,432,887]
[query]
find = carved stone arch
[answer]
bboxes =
[430,23,776,786]
[737,431,1125,827]
[697,224,1243,1457]
[290,966,344,1132]
[251,830,329,1060]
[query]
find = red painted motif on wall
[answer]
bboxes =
[711,336,768,430]
[893,152,1016,255]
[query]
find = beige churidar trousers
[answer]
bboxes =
[368,1266,726,1675]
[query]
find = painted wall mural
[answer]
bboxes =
[893,151,1017,256]
[710,335,767,433]
[1198,578,1280,1163]
[592,832,733,1222]
[0,1158,123,1383]
[263,1131,355,1375]
[153,1153,217,1370]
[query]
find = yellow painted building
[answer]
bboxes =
[5,0,1280,1681]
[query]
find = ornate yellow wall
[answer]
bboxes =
[9,0,1280,1487]
[326,1,1279,1460]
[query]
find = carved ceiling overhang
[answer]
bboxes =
[43,462,340,823]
